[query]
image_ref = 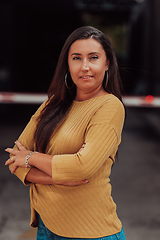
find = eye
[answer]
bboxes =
[90,55,99,60]
[73,56,81,60]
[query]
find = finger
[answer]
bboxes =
[75,180,89,185]
[53,180,89,186]
[11,163,18,174]
[78,144,86,153]
[81,179,89,184]
[64,180,89,186]
[15,141,26,151]
[5,160,9,166]
[5,148,18,155]
[5,156,15,166]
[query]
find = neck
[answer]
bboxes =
[75,87,108,102]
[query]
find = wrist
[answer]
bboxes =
[25,151,38,169]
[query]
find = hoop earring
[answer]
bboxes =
[65,73,74,89]
[105,70,109,89]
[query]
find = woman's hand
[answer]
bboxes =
[5,141,89,186]
[25,168,89,186]
[53,180,89,186]
[78,143,86,152]
[5,141,32,173]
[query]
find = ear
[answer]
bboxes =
[105,60,110,71]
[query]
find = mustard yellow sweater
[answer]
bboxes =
[12,94,125,238]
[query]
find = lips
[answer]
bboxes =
[80,75,93,79]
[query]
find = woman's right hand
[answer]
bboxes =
[25,167,89,185]
[53,179,89,186]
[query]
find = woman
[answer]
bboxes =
[5,26,126,240]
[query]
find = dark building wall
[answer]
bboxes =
[128,0,160,95]
[1,0,159,95]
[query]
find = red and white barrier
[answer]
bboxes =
[122,95,160,108]
[0,92,160,107]
[0,92,47,104]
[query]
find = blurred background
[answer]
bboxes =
[1,0,160,95]
[0,0,160,239]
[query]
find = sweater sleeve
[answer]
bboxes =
[8,100,48,185]
[51,100,125,182]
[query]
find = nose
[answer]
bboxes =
[81,59,89,71]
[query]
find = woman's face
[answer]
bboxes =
[68,38,109,99]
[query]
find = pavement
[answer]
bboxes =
[0,104,160,240]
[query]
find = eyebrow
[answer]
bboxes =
[71,52,100,56]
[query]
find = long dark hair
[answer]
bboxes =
[34,26,123,153]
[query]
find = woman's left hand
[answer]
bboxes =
[5,141,32,173]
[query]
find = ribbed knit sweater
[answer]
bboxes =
[11,94,125,238]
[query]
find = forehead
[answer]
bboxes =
[69,38,104,54]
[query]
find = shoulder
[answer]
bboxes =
[94,94,125,121]
[100,94,124,109]
[89,94,125,134]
